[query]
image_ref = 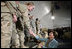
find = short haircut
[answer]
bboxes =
[25,2,34,6]
[36,18,38,21]
[49,31,58,38]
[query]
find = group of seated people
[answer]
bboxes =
[28,28,59,48]
[28,26,71,48]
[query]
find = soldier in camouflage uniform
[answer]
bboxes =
[35,18,41,34]
[1,1,35,48]
[29,15,36,34]
[1,1,18,48]
[16,1,35,48]
[9,1,35,48]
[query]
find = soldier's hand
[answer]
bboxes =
[13,14,17,23]
[29,29,36,37]
[29,29,33,34]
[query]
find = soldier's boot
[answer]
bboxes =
[1,13,13,48]
[21,45,29,48]
[20,43,29,48]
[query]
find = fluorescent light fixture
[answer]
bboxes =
[44,6,50,14]
[51,16,55,20]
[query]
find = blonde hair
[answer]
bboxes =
[25,2,34,6]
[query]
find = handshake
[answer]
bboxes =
[29,29,36,37]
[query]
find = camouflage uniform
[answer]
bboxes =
[17,2,31,48]
[30,18,36,34]
[35,20,40,34]
[9,1,30,48]
[1,2,15,48]
[1,1,31,48]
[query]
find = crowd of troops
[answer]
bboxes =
[2,1,70,48]
[1,1,44,48]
